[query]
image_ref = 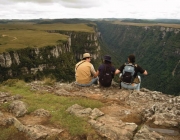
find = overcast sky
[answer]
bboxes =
[0,0,180,19]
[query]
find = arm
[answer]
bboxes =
[115,64,124,75]
[90,65,98,78]
[138,65,148,75]
[94,70,99,78]
[143,70,148,75]
[115,69,121,75]
[94,64,102,78]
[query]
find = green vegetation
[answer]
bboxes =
[0,22,94,53]
[42,77,56,86]
[1,19,179,95]
[111,21,180,28]
[121,18,180,24]
[0,30,68,53]
[0,46,76,82]
[0,126,27,140]
[0,21,97,83]
[96,21,180,95]
[0,18,96,25]
[0,79,104,137]
[0,23,94,32]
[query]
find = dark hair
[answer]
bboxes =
[83,57,90,60]
[128,54,135,63]
[104,60,111,65]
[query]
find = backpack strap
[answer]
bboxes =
[125,63,137,67]
[75,61,85,70]
[101,64,107,75]
[103,64,112,72]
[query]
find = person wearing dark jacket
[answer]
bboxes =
[96,55,116,87]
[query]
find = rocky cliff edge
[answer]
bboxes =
[0,81,180,140]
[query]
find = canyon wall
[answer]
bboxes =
[0,31,101,82]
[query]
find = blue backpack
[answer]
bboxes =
[121,63,136,84]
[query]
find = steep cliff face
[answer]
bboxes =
[47,30,101,60]
[0,43,70,68]
[0,31,101,82]
[96,22,180,95]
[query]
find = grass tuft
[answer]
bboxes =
[2,79,27,88]
[0,126,21,140]
[0,80,104,136]
[42,76,56,86]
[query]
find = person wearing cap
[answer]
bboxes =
[115,54,148,91]
[96,55,116,87]
[75,53,98,87]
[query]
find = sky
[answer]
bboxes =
[0,0,180,20]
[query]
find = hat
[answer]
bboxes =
[104,55,111,62]
[83,53,91,59]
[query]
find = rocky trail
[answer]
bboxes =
[2,34,17,41]
[0,81,180,140]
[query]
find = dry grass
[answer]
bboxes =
[0,30,68,53]
[0,23,95,53]
[0,23,95,32]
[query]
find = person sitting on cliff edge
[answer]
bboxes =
[96,55,116,87]
[75,53,98,87]
[115,54,148,91]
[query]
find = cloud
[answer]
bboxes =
[7,0,102,8]
[0,0,180,19]
[59,0,102,8]
[8,0,55,3]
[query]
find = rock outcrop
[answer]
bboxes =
[0,81,180,140]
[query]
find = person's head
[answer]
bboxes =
[82,53,91,62]
[103,55,111,64]
[128,54,135,63]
